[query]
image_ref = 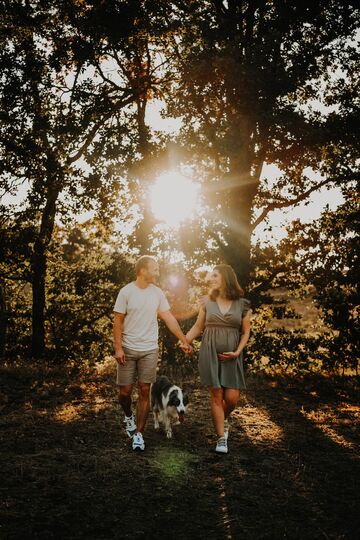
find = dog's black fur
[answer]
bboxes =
[151,375,189,438]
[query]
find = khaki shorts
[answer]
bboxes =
[116,346,159,386]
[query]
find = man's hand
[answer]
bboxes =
[114,348,126,365]
[179,341,193,355]
[217,351,239,362]
[199,295,209,309]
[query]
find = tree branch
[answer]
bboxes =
[66,93,137,164]
[250,264,288,296]
[251,174,359,231]
[94,59,123,91]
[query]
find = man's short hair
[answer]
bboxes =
[135,255,157,276]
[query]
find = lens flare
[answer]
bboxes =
[150,171,200,228]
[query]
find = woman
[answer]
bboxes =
[186,264,251,454]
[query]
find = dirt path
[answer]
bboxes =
[0,360,359,540]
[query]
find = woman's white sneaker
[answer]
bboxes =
[132,432,145,451]
[215,436,228,454]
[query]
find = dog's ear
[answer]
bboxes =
[183,392,189,406]
[168,390,180,407]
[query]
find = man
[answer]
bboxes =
[113,255,192,451]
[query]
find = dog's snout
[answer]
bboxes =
[177,407,185,423]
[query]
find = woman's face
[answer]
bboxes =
[210,269,223,290]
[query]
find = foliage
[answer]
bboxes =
[279,188,359,372]
[1,2,359,373]
[47,222,135,360]
[2,221,133,361]
[248,327,321,373]
[0,0,169,356]
[157,0,360,283]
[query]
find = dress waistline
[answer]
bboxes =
[205,323,240,329]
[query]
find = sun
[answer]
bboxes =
[150,170,200,228]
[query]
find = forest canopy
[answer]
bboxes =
[0,0,359,372]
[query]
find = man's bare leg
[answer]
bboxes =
[136,382,151,433]
[118,384,133,416]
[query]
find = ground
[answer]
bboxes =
[0,359,359,540]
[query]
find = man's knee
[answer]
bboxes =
[138,383,151,399]
[119,385,133,399]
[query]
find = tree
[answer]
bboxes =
[46,221,133,360]
[159,0,359,285]
[278,186,359,372]
[0,0,166,356]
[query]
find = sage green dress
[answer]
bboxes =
[198,298,251,389]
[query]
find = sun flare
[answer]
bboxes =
[150,171,200,228]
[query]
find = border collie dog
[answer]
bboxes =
[151,376,189,439]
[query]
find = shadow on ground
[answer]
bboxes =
[0,362,359,540]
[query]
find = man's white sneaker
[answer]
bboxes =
[132,432,145,451]
[215,436,228,454]
[124,415,136,438]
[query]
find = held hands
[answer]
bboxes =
[199,295,209,309]
[179,341,193,355]
[217,351,240,362]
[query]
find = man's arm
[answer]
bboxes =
[113,312,126,364]
[158,310,193,354]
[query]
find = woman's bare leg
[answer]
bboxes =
[209,387,225,437]
[223,388,240,418]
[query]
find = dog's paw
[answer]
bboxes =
[154,421,160,430]
[166,430,172,439]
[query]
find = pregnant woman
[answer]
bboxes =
[186,264,251,454]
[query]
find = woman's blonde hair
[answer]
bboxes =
[209,264,244,300]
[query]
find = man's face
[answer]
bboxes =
[143,260,159,283]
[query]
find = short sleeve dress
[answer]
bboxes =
[198,298,251,389]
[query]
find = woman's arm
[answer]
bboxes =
[185,307,206,343]
[218,311,252,361]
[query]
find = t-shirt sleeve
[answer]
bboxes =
[114,287,127,313]
[158,289,170,313]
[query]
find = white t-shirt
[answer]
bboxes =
[113,282,170,351]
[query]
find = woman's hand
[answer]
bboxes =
[179,340,193,354]
[217,351,239,362]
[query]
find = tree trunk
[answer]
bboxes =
[222,203,253,287]
[134,205,156,253]
[31,246,46,358]
[132,94,156,254]
[221,196,253,286]
[0,280,7,361]
[30,188,57,358]
[220,148,260,287]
